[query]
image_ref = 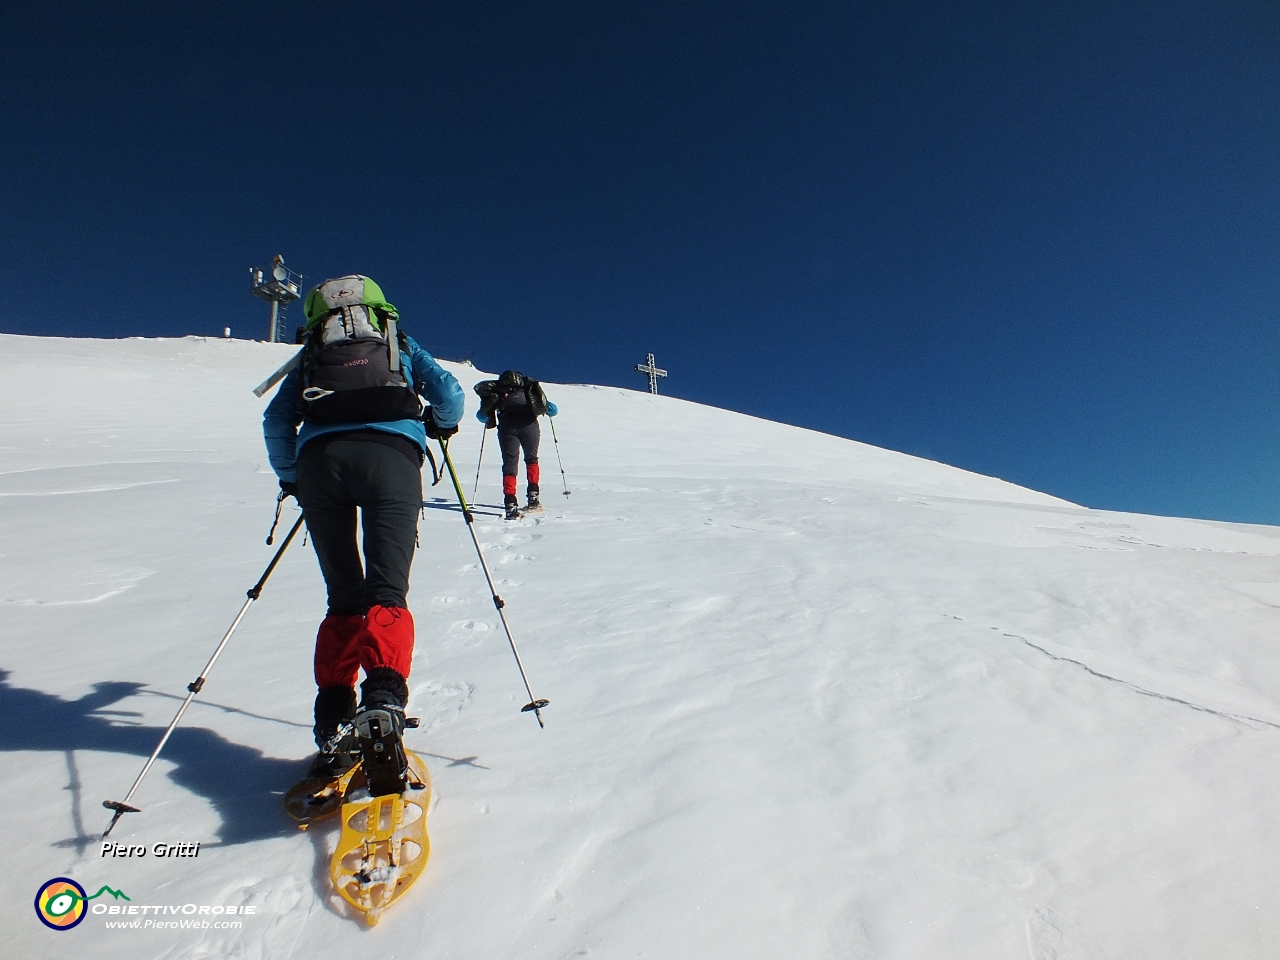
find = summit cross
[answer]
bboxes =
[634,353,668,395]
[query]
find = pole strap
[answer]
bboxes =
[423,444,441,486]
[265,491,286,544]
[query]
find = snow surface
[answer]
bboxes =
[3,334,1278,959]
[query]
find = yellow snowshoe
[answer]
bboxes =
[330,750,432,926]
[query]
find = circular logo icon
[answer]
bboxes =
[35,877,88,930]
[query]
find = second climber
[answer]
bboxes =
[474,370,558,519]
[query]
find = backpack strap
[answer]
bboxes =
[385,315,400,377]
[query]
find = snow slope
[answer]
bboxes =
[3,334,1278,959]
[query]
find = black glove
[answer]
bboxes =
[279,480,298,501]
[485,415,497,430]
[425,418,459,440]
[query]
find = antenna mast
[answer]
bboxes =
[249,255,303,342]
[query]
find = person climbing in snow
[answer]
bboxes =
[263,275,464,797]
[474,370,558,519]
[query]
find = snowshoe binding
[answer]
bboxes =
[504,494,522,520]
[523,486,544,514]
[284,723,364,827]
[309,724,359,779]
[354,692,409,798]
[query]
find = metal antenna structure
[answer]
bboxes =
[249,255,303,343]
[634,352,667,395]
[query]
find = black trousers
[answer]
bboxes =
[296,437,423,616]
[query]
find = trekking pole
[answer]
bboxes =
[439,438,549,727]
[102,514,306,836]
[472,425,487,499]
[549,416,571,496]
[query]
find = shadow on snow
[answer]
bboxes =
[0,669,305,852]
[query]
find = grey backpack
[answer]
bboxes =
[298,276,423,424]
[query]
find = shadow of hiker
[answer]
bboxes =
[0,669,305,849]
[421,497,503,518]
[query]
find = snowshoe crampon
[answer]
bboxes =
[330,750,432,926]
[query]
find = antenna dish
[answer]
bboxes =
[272,264,288,281]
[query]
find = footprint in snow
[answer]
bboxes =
[452,620,492,647]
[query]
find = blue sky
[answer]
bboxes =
[3,1,1277,524]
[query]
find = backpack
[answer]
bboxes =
[527,379,548,416]
[475,371,548,418]
[297,276,423,424]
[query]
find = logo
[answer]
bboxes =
[35,878,129,931]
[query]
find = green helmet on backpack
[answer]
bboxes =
[303,275,399,329]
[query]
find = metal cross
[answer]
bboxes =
[634,352,668,395]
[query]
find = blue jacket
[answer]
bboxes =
[264,335,464,483]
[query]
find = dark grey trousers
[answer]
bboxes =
[498,419,540,475]
[296,437,423,616]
